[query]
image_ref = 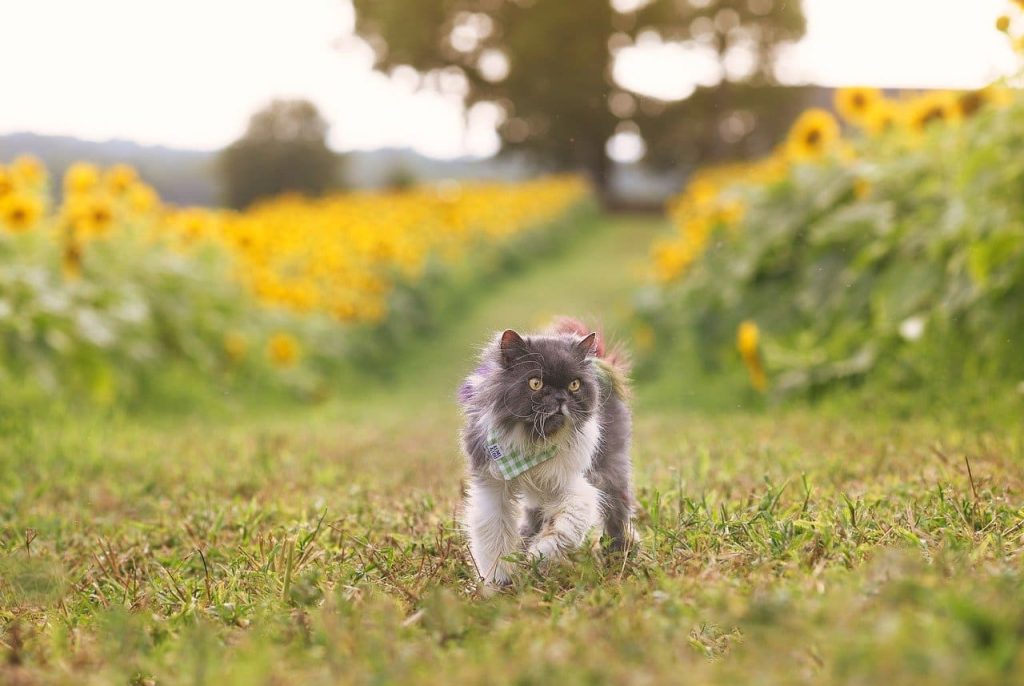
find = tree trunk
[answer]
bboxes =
[580,141,613,209]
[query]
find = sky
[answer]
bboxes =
[0,0,1019,158]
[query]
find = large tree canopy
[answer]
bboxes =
[351,0,805,198]
[218,99,340,209]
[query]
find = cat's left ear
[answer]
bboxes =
[499,329,530,367]
[575,332,599,360]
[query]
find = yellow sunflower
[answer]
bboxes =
[65,193,116,238]
[0,166,13,197]
[652,239,694,283]
[862,99,898,134]
[786,109,841,161]
[0,193,44,232]
[11,155,46,187]
[64,162,100,195]
[996,14,1011,32]
[834,87,883,126]
[127,182,160,214]
[267,332,300,367]
[105,164,138,195]
[736,321,767,392]
[958,86,1014,118]
[905,91,961,133]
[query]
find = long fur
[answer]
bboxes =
[459,317,636,586]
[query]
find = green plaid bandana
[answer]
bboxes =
[485,429,559,480]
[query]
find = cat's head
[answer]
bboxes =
[489,328,600,441]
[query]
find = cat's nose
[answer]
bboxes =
[553,390,569,404]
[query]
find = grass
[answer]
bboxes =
[2,215,1023,685]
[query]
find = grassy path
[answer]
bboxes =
[380,213,666,405]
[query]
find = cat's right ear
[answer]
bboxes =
[499,329,528,367]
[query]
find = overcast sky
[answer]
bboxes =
[0,0,1018,158]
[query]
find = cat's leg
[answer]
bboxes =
[588,394,636,551]
[588,446,636,551]
[519,506,544,544]
[599,479,636,552]
[464,475,520,586]
[526,476,600,560]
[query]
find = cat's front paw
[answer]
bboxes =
[604,522,641,554]
[482,570,513,593]
[526,533,563,562]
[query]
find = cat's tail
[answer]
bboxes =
[549,316,632,377]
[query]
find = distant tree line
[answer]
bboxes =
[351,0,806,203]
[218,99,341,209]
[218,2,809,208]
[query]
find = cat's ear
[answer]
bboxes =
[575,332,599,359]
[499,329,529,367]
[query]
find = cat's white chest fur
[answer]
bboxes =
[487,413,598,495]
[512,416,601,499]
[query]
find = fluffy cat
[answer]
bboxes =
[458,317,634,586]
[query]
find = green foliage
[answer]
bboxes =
[643,94,1024,405]
[0,227,266,403]
[218,99,340,209]
[351,0,806,193]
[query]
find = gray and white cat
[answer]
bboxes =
[458,317,635,586]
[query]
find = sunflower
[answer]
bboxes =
[905,92,961,133]
[0,193,44,232]
[127,182,159,214]
[64,162,100,195]
[11,156,46,187]
[786,109,841,161]
[65,193,116,238]
[958,86,1013,118]
[736,321,767,392]
[0,166,13,197]
[105,164,138,195]
[652,238,695,283]
[834,87,883,126]
[996,15,1011,32]
[267,332,300,367]
[862,99,898,134]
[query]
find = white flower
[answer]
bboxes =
[898,316,926,342]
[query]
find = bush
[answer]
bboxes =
[639,86,1024,407]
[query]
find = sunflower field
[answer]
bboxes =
[0,161,589,403]
[640,20,1024,408]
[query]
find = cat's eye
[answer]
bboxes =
[568,379,581,392]
[529,377,543,391]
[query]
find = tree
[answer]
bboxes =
[351,0,805,200]
[218,99,340,209]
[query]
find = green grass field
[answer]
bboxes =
[2,215,1023,685]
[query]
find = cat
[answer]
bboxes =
[458,316,635,586]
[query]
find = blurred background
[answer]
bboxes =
[1,0,1022,412]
